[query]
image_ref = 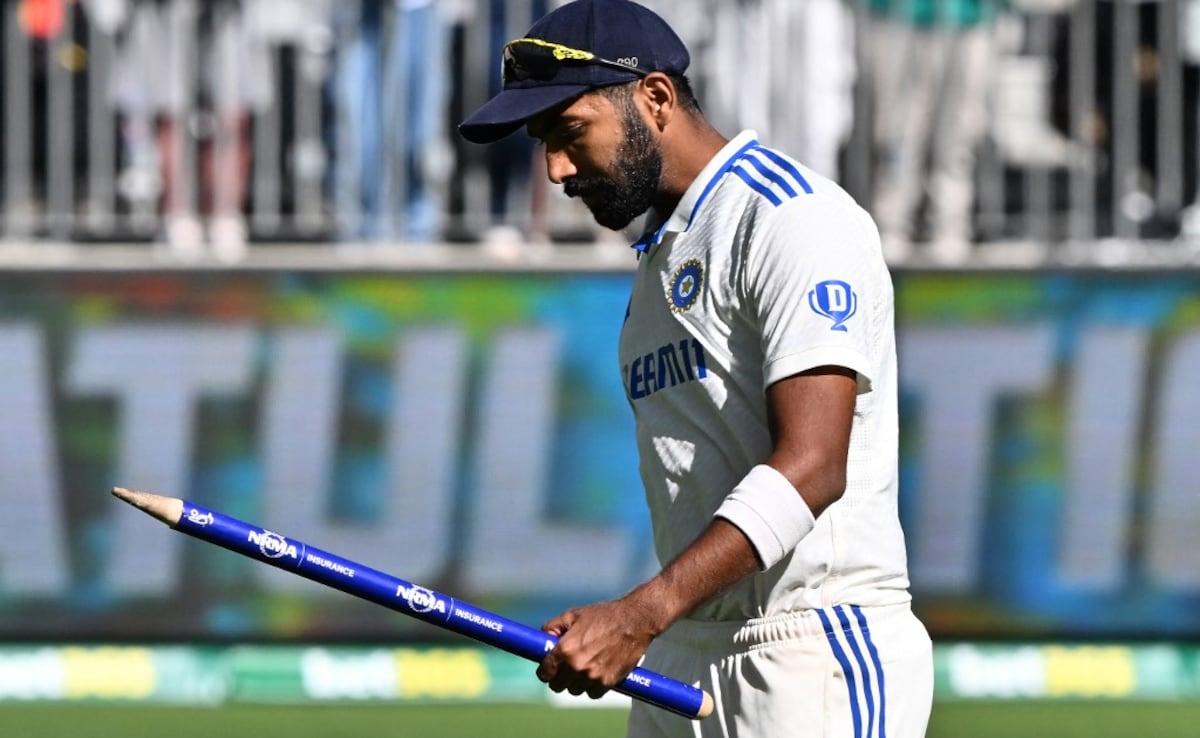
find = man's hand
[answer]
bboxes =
[536,593,664,699]
[535,518,762,700]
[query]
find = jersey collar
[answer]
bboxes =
[631,130,760,254]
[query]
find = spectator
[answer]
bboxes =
[647,0,856,181]
[9,0,69,234]
[102,0,271,262]
[327,0,453,244]
[1049,0,1200,240]
[19,0,66,40]
[1185,0,1200,238]
[484,0,548,244]
[861,0,1008,263]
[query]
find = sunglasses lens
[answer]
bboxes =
[502,43,562,86]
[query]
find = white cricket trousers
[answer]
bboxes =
[626,602,933,738]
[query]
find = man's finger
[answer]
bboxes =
[535,648,561,684]
[540,608,580,636]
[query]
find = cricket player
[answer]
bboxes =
[459,1,933,735]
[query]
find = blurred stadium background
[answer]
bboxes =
[2,0,1200,735]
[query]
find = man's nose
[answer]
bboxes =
[545,148,577,185]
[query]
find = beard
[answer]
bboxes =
[563,101,663,231]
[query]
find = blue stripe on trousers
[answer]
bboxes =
[852,605,889,738]
[836,605,878,738]
[818,608,863,738]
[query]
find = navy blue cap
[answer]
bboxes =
[459,0,690,144]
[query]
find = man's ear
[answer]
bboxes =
[640,72,676,126]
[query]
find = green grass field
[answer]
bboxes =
[3,700,1200,738]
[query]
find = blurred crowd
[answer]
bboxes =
[0,0,1198,264]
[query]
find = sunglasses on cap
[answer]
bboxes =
[502,37,648,88]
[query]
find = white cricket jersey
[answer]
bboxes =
[619,131,911,620]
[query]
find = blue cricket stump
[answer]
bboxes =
[111,487,713,720]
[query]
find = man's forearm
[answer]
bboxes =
[626,518,762,634]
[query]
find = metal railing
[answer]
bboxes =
[0,0,1196,266]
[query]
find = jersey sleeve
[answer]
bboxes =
[743,194,886,393]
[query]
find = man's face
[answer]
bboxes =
[528,86,663,230]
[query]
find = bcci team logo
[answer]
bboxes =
[809,280,858,331]
[668,260,704,313]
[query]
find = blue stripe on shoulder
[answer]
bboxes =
[731,165,784,206]
[742,154,799,198]
[752,145,814,194]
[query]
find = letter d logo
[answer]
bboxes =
[809,280,858,332]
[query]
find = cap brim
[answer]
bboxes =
[459,84,590,144]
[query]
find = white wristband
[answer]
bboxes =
[713,464,816,570]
